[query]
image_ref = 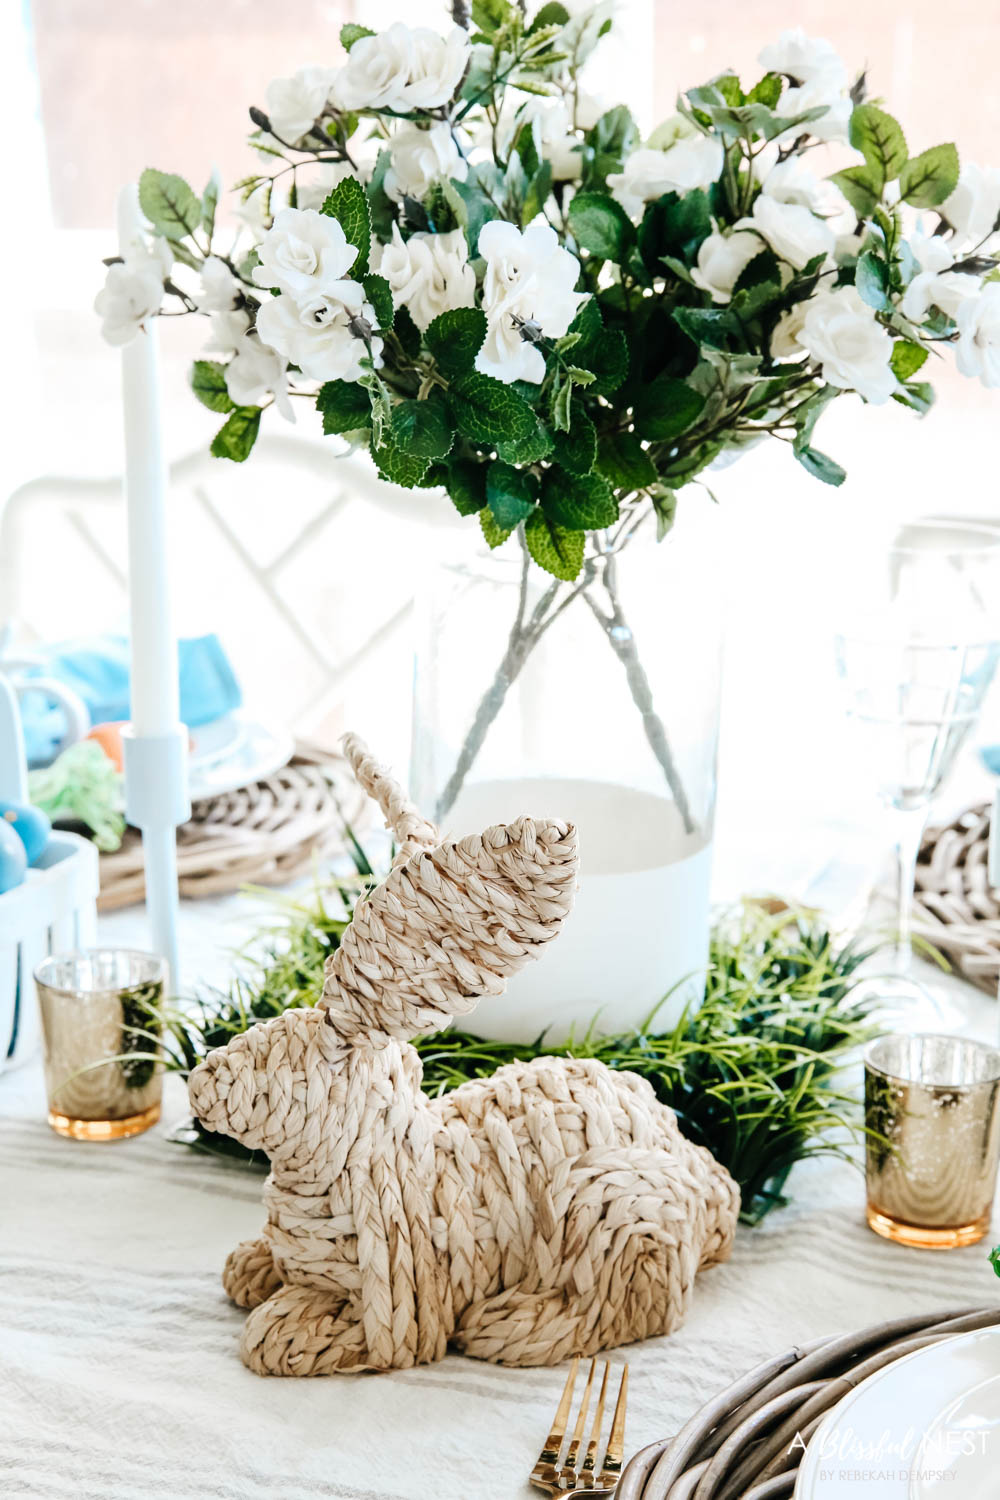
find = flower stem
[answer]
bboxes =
[581,552,697,836]
[433,530,699,837]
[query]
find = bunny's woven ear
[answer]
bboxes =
[321,816,579,1044]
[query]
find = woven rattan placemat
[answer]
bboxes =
[912,800,1000,995]
[98,744,367,910]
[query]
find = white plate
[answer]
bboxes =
[188,713,248,771]
[795,1327,1000,1500]
[187,715,293,800]
[909,1372,1000,1498]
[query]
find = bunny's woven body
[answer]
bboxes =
[190,737,739,1375]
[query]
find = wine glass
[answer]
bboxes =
[834,520,1000,1023]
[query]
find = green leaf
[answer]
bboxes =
[451,372,537,446]
[340,22,375,50]
[201,173,220,238]
[390,394,454,460]
[551,411,597,475]
[792,388,837,454]
[190,360,233,414]
[849,105,907,187]
[394,305,421,360]
[829,164,882,218]
[651,487,677,541]
[596,430,657,490]
[892,380,934,415]
[794,445,846,486]
[855,249,890,310]
[210,407,261,463]
[138,169,201,239]
[747,73,782,108]
[900,144,960,210]
[715,74,744,106]
[362,273,393,331]
[373,438,431,488]
[472,0,515,36]
[633,375,705,442]
[366,149,398,244]
[317,379,372,435]
[497,421,553,465]
[480,508,513,549]
[568,191,635,263]
[541,469,618,530]
[425,308,488,379]
[445,459,487,516]
[890,340,928,381]
[566,299,628,394]
[528,1,570,28]
[552,376,573,433]
[637,189,713,275]
[450,169,501,257]
[524,511,585,581]
[522,159,554,228]
[673,304,742,352]
[321,176,371,277]
[486,463,536,529]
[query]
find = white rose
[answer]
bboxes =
[475,220,587,385]
[385,121,468,201]
[252,207,357,301]
[646,114,696,151]
[499,94,602,183]
[758,30,848,90]
[236,184,273,244]
[294,161,356,212]
[770,302,808,359]
[256,284,383,383]
[797,286,895,403]
[607,136,723,219]
[690,229,761,303]
[333,23,469,113]
[224,331,294,422]
[265,66,337,145]
[94,239,172,346]
[955,284,1000,388]
[900,233,978,322]
[196,255,239,314]
[739,195,835,270]
[778,73,851,145]
[376,225,475,331]
[761,157,828,214]
[205,309,251,355]
[942,164,1000,249]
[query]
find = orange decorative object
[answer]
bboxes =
[86,722,127,772]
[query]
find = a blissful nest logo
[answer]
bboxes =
[788,1419,991,1483]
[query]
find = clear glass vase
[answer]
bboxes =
[411,492,723,1042]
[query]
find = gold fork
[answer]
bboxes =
[529,1356,629,1496]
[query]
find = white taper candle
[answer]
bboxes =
[116,183,179,736]
[116,183,190,989]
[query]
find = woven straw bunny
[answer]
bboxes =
[189,736,739,1375]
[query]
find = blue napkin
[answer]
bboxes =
[16,634,242,766]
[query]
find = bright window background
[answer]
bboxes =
[5,0,1000,902]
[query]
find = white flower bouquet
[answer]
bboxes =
[96,3,1000,815]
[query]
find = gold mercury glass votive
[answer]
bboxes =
[35,950,165,1141]
[865,1033,1000,1249]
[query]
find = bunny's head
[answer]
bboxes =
[188,734,579,1159]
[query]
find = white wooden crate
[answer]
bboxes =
[0,673,101,1071]
[0,832,100,1070]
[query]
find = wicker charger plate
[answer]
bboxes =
[912,801,999,995]
[98,744,367,910]
[616,1306,1000,1500]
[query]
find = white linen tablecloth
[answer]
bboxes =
[3,899,1000,1500]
